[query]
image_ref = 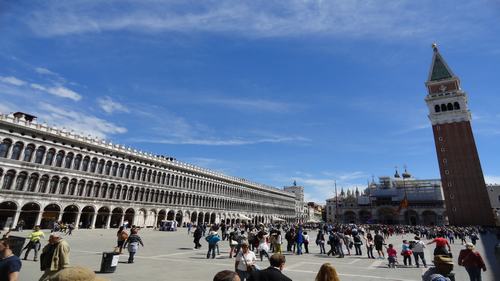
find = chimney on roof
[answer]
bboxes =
[13,112,37,123]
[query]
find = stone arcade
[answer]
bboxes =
[0,112,297,229]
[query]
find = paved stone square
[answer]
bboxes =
[11,228,500,281]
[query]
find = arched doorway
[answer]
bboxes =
[19,202,40,229]
[95,207,110,228]
[210,213,216,224]
[175,211,183,227]
[343,211,356,223]
[110,208,123,228]
[167,210,175,221]
[377,208,397,225]
[197,212,204,225]
[0,201,17,229]
[41,204,61,229]
[204,213,210,224]
[422,210,437,226]
[190,212,197,224]
[404,209,419,226]
[124,208,135,226]
[135,209,147,227]
[79,206,95,229]
[359,210,372,223]
[157,210,166,227]
[62,205,79,224]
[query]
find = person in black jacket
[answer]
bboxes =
[249,253,292,281]
[193,225,203,249]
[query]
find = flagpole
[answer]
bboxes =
[334,180,338,224]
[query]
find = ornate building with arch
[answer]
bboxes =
[0,112,296,229]
[325,170,447,226]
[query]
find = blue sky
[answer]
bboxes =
[1,1,500,203]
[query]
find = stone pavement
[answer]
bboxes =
[10,228,500,281]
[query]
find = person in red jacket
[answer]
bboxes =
[458,243,486,281]
[427,234,451,256]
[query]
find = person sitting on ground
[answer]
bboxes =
[422,255,455,281]
[315,263,340,281]
[213,270,241,281]
[248,253,292,281]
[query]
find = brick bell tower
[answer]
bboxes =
[425,44,495,226]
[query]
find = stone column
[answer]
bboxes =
[57,212,63,222]
[90,213,97,229]
[35,211,42,226]
[119,214,124,227]
[11,211,21,229]
[105,214,112,229]
[74,212,82,229]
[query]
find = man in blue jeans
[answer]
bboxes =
[295,228,303,255]
[412,236,427,268]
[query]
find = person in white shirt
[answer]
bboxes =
[235,242,257,281]
[412,236,427,268]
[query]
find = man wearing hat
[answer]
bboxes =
[38,232,70,281]
[458,243,486,281]
[422,255,455,281]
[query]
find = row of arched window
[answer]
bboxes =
[0,168,294,215]
[0,137,293,206]
[434,102,460,113]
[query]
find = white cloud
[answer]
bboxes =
[97,96,129,114]
[22,1,490,41]
[37,102,127,138]
[0,76,26,86]
[131,135,308,146]
[35,67,57,76]
[485,175,500,185]
[45,86,81,101]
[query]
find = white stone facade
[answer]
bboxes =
[0,113,296,229]
[325,174,447,226]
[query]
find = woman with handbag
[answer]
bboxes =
[116,226,128,254]
[234,242,257,281]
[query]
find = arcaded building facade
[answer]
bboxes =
[0,113,296,229]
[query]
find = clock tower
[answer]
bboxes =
[425,44,495,226]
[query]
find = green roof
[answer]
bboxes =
[430,55,453,81]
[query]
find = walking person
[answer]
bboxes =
[66,223,74,236]
[374,230,385,259]
[0,238,22,281]
[295,227,304,255]
[303,231,310,254]
[316,230,326,254]
[401,240,413,267]
[123,228,144,263]
[206,231,221,259]
[353,232,363,256]
[248,253,292,281]
[22,225,44,261]
[412,236,427,268]
[234,242,256,281]
[116,226,128,254]
[38,232,70,281]
[458,243,486,281]
[427,234,451,257]
[193,225,203,249]
[257,230,270,261]
[364,232,375,259]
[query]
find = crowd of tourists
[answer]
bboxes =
[193,222,494,281]
[0,222,495,281]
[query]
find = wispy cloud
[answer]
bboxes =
[36,102,127,138]
[20,1,494,41]
[0,76,26,86]
[131,135,309,146]
[0,74,82,101]
[97,96,129,114]
[35,67,57,76]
